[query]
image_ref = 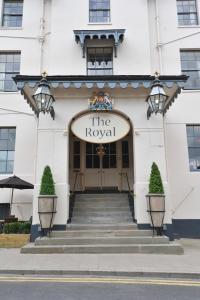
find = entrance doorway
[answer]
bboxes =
[69,134,134,192]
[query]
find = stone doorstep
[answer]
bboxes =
[21,243,184,255]
[51,229,152,237]
[35,236,169,246]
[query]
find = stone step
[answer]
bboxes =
[74,203,130,210]
[21,243,184,255]
[72,211,132,217]
[74,200,129,206]
[75,193,128,200]
[67,223,137,230]
[35,236,169,246]
[51,229,152,238]
[73,207,131,212]
[72,216,133,224]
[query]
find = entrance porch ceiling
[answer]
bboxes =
[14,74,188,117]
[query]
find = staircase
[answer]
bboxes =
[21,193,184,254]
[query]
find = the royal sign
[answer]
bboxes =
[71,112,130,143]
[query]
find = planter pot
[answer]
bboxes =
[146,194,165,234]
[38,195,57,230]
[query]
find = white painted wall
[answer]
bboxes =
[0,0,199,225]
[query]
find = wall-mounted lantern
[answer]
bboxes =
[146,72,168,119]
[32,72,55,119]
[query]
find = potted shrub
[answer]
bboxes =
[38,166,57,235]
[146,162,165,235]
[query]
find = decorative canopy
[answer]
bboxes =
[14,74,188,117]
[73,29,125,57]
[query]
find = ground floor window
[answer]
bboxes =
[186,125,200,171]
[0,127,16,174]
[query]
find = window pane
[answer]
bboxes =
[0,161,6,174]
[86,155,93,168]
[187,125,200,171]
[89,0,110,23]
[0,151,7,161]
[0,52,20,92]
[93,155,100,168]
[2,0,23,27]
[73,141,80,155]
[181,51,200,89]
[6,160,14,173]
[73,155,80,169]
[0,128,16,174]
[177,0,198,25]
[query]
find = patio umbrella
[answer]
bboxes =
[0,175,34,216]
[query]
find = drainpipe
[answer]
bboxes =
[39,0,46,73]
[155,0,163,74]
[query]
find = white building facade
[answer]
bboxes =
[0,0,200,240]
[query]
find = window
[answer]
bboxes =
[87,47,113,75]
[0,128,16,174]
[73,141,80,169]
[2,0,23,27]
[0,52,20,92]
[102,143,116,169]
[122,141,129,169]
[86,143,100,169]
[89,0,110,23]
[180,51,200,89]
[186,125,200,171]
[177,0,198,26]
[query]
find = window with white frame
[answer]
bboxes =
[87,47,113,75]
[180,50,200,89]
[176,0,198,25]
[0,128,16,174]
[0,52,20,92]
[2,0,23,27]
[89,0,110,23]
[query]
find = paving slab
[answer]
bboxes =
[0,239,199,278]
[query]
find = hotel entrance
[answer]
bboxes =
[69,134,134,192]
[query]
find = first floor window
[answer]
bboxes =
[177,0,198,26]
[2,0,23,27]
[186,125,200,171]
[89,0,110,23]
[0,52,20,92]
[180,50,200,89]
[87,47,113,75]
[0,128,16,174]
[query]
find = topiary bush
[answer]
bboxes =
[149,162,164,194]
[40,166,55,195]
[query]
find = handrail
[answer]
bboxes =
[72,170,82,193]
[119,172,135,222]
[119,172,131,193]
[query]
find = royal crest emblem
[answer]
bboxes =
[89,92,113,111]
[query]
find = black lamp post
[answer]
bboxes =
[146,194,165,236]
[32,72,55,119]
[146,72,168,118]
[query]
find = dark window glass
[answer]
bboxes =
[89,0,110,23]
[186,125,200,171]
[102,143,116,169]
[2,0,23,27]
[0,128,16,174]
[180,51,200,89]
[86,143,100,168]
[122,141,129,168]
[0,52,21,92]
[87,47,113,75]
[177,0,198,25]
[73,141,80,169]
